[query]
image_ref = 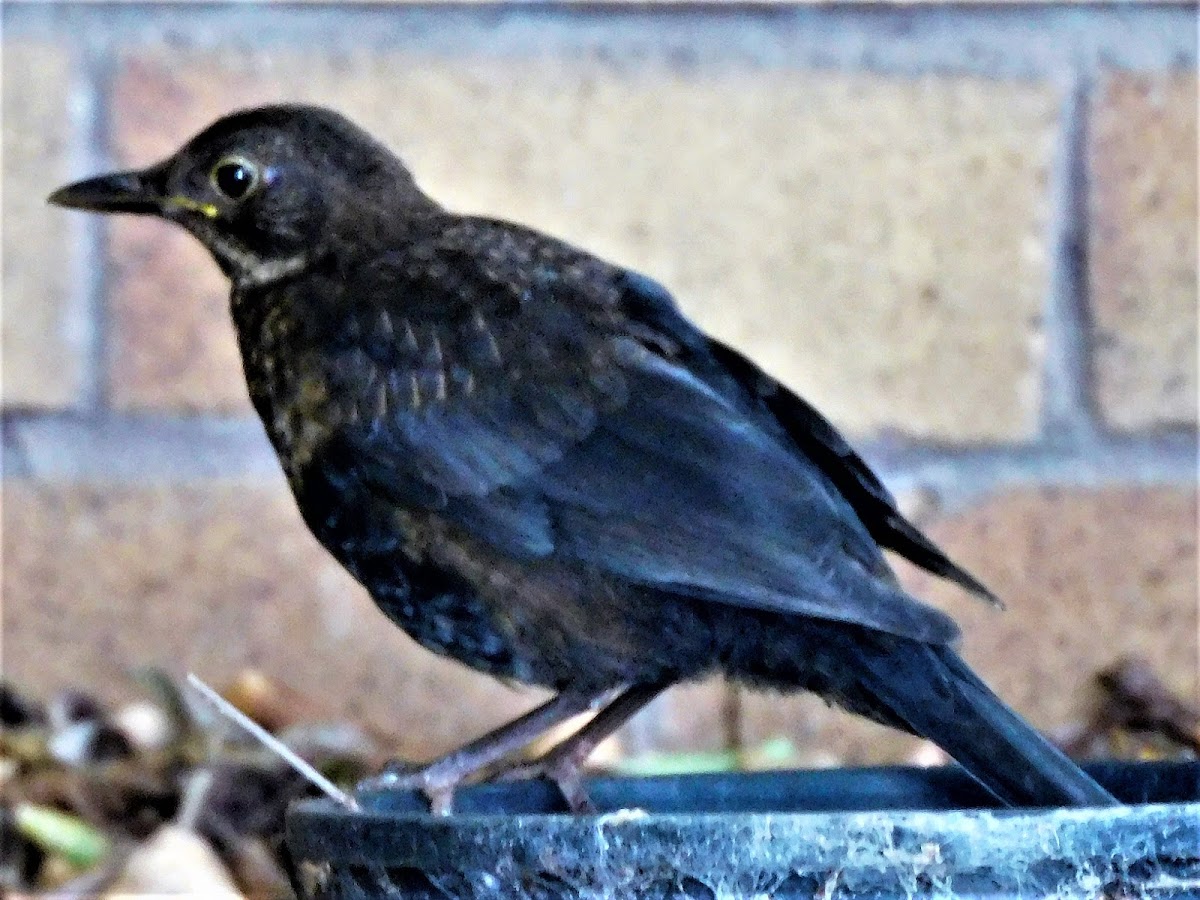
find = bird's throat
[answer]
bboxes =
[194,223,310,290]
[233,252,311,290]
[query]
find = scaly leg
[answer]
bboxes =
[355,686,618,814]
[499,681,669,812]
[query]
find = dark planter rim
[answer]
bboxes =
[286,760,1200,899]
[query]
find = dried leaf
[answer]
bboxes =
[104,826,242,898]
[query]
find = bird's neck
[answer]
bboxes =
[228,249,312,291]
[183,214,317,292]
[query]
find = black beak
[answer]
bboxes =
[48,165,166,215]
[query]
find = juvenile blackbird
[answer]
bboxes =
[50,105,1117,813]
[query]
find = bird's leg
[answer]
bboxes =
[355,687,615,814]
[499,681,668,813]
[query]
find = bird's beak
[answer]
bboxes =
[47,164,167,215]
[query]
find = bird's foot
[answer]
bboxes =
[350,689,615,816]
[354,760,463,816]
[495,683,669,814]
[350,686,660,817]
[497,752,595,813]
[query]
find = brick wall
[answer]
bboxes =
[3,4,1196,765]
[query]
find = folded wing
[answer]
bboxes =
[329,223,960,645]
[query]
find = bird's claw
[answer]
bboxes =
[497,755,596,813]
[355,756,595,815]
[355,761,460,816]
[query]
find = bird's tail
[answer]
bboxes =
[855,641,1119,807]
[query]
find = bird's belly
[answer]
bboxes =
[359,539,715,693]
[302,498,533,682]
[288,477,632,690]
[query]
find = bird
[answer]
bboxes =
[49,104,1117,814]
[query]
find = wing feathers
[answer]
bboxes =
[332,228,970,645]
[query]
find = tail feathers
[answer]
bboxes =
[859,643,1118,807]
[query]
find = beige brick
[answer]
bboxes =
[109,52,1055,438]
[2,481,551,761]
[1090,72,1198,430]
[2,42,87,408]
[742,487,1198,762]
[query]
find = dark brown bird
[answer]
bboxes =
[49,105,1117,814]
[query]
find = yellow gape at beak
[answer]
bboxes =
[164,196,221,219]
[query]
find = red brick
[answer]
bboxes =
[3,480,734,761]
[2,481,547,760]
[903,487,1198,729]
[742,487,1198,762]
[107,221,249,412]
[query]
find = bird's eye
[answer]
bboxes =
[210,156,260,201]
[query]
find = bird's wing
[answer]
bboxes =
[617,270,997,605]
[337,222,959,644]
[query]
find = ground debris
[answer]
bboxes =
[2,655,1192,895]
[0,671,378,897]
[1057,655,1199,761]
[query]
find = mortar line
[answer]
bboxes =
[80,36,121,413]
[0,421,33,478]
[1,4,1196,77]
[3,411,281,482]
[864,434,1199,513]
[3,410,1195,487]
[1039,67,1098,448]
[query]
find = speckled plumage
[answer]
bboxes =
[50,104,1116,810]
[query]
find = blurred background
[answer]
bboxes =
[3,1,1197,782]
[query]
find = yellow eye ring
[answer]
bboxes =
[210,155,260,201]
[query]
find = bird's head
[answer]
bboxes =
[49,104,435,288]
